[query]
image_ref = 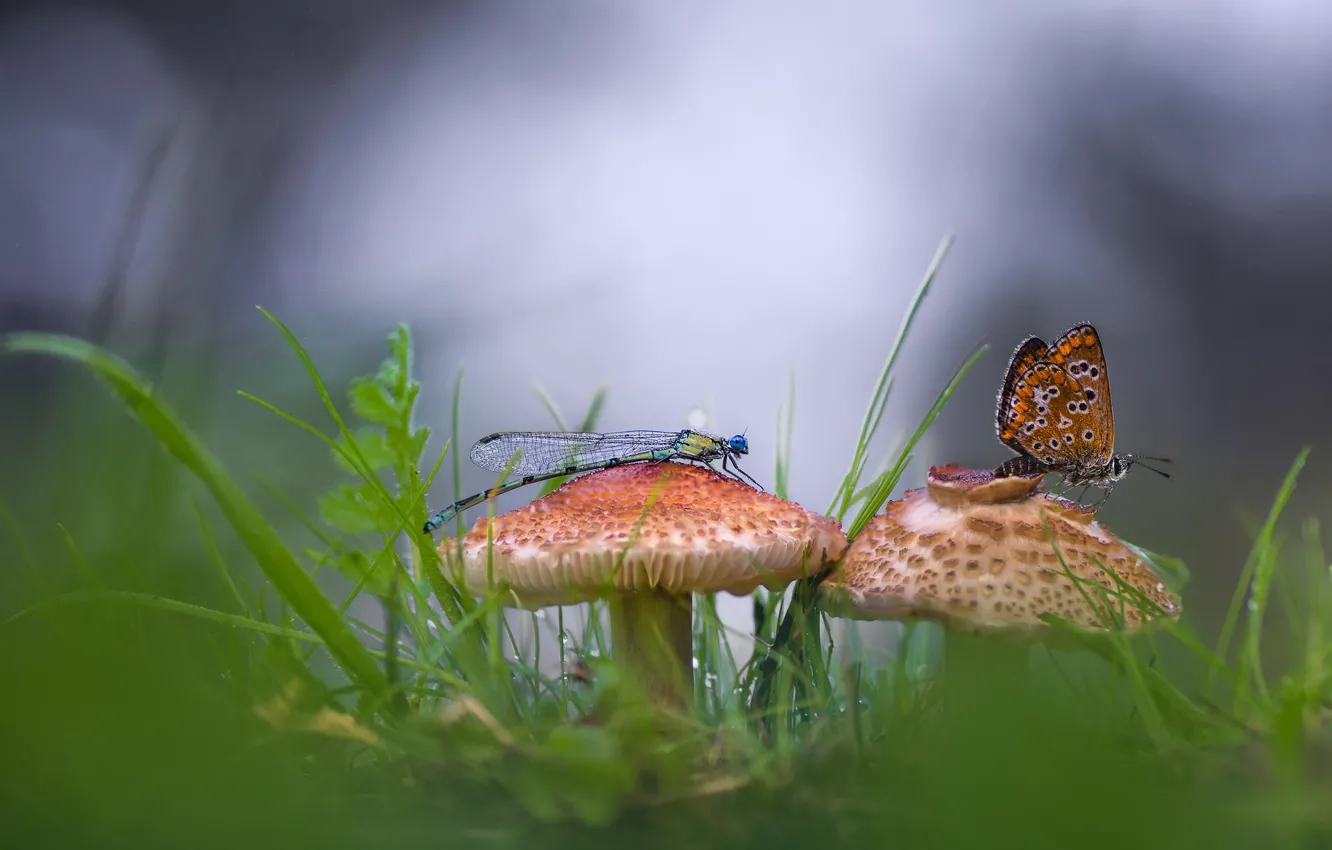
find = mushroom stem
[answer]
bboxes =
[608,590,694,710]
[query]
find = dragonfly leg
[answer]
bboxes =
[675,455,717,475]
[722,453,764,491]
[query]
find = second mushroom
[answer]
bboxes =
[821,464,1182,691]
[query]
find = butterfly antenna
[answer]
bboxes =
[1131,455,1174,479]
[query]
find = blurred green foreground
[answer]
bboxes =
[2,295,1329,850]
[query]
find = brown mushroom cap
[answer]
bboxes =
[443,463,848,608]
[821,463,1181,641]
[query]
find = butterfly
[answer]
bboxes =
[993,322,1171,499]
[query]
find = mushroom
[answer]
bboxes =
[821,463,1181,696]
[441,463,848,710]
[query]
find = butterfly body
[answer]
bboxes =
[994,323,1168,496]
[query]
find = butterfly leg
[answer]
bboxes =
[1090,486,1114,509]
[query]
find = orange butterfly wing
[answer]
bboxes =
[996,336,1048,452]
[1043,323,1115,465]
[1002,360,1106,467]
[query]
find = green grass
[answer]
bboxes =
[1,239,1329,849]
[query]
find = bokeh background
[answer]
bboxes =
[3,0,1332,673]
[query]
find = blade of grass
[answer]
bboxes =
[1301,520,1326,691]
[1211,448,1310,703]
[193,498,253,617]
[844,344,988,540]
[1,333,395,710]
[251,316,473,644]
[828,235,953,517]
[450,364,466,538]
[1034,511,1179,746]
[6,589,324,639]
[774,371,795,501]
[752,239,961,731]
[1239,536,1282,714]
[240,323,464,633]
[0,496,50,598]
[536,386,609,497]
[532,382,570,432]
[10,589,468,686]
[248,311,405,527]
[57,524,104,591]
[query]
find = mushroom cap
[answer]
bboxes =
[821,463,1181,641]
[442,463,848,608]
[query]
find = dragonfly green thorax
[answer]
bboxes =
[423,427,761,535]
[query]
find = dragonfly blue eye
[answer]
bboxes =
[728,435,749,454]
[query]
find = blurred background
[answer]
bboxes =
[3,0,1332,675]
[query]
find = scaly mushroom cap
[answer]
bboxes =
[443,463,847,608]
[821,464,1181,640]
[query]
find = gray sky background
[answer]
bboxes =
[5,0,1332,668]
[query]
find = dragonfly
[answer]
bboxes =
[422,428,761,534]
